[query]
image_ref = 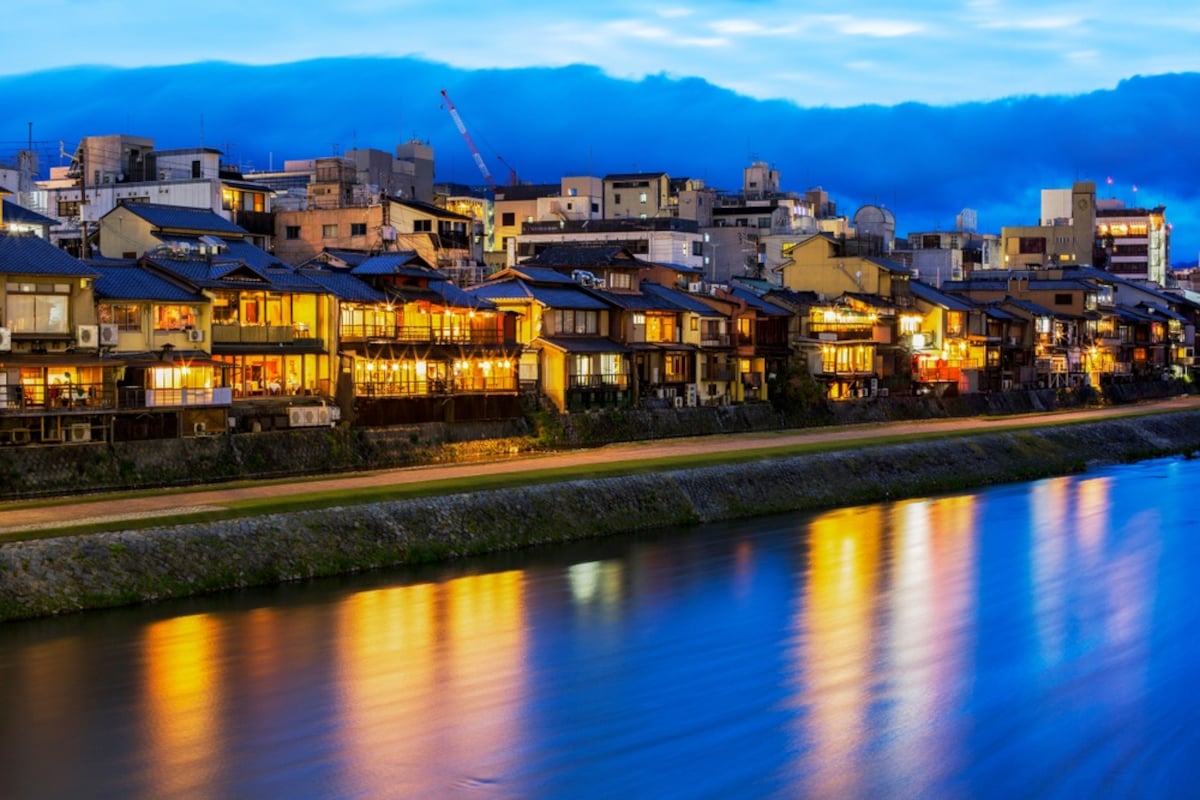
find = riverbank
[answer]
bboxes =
[3,408,1200,622]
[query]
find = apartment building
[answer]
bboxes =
[1094,199,1169,284]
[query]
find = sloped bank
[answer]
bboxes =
[2,411,1199,622]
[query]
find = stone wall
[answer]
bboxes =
[3,410,1199,622]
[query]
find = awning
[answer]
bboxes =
[0,353,127,367]
[535,336,630,354]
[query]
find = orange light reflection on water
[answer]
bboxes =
[792,492,979,794]
[142,613,222,798]
[334,570,526,796]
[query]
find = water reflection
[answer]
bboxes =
[3,459,1200,798]
[142,614,222,798]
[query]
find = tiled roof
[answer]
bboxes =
[982,304,1020,321]
[91,262,206,302]
[3,200,57,228]
[467,275,610,310]
[390,280,498,311]
[729,286,791,315]
[317,249,372,268]
[0,233,98,277]
[116,203,247,235]
[909,280,975,311]
[524,245,645,269]
[601,290,681,312]
[465,280,536,302]
[535,336,629,354]
[1133,301,1188,323]
[503,265,578,285]
[350,252,436,276]
[1001,297,1057,317]
[864,255,912,275]
[220,239,291,270]
[639,281,723,315]
[148,255,330,294]
[303,270,387,303]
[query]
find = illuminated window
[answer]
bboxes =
[154,305,197,331]
[98,303,141,331]
[322,224,337,238]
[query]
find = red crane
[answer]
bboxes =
[439,88,496,192]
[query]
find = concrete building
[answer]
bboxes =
[895,211,1003,286]
[27,135,275,256]
[1000,181,1097,270]
[603,172,671,220]
[1094,199,1169,285]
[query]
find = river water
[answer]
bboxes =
[2,457,1198,799]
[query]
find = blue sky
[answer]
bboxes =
[9,1,1200,107]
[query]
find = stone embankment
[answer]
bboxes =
[2,409,1199,622]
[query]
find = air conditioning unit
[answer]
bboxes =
[0,327,10,352]
[879,387,889,397]
[688,282,703,293]
[193,422,207,434]
[99,323,119,346]
[187,329,205,342]
[289,406,323,427]
[68,423,91,442]
[76,324,99,348]
[673,396,684,408]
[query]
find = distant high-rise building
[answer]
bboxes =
[1094,198,1169,285]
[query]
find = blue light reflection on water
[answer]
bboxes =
[1,457,1200,799]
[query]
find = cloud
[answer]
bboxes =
[825,15,928,38]
[4,1,1199,109]
[4,59,1196,264]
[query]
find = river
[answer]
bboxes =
[1,456,1198,799]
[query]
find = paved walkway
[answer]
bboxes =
[3,396,1199,536]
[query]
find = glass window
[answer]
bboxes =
[350,223,367,236]
[285,226,301,240]
[98,303,142,331]
[322,224,337,238]
[154,305,197,331]
[6,293,69,334]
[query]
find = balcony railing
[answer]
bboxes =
[568,373,630,389]
[2,382,232,413]
[339,323,506,345]
[1,381,109,411]
[354,376,517,398]
[701,334,731,347]
[212,324,310,344]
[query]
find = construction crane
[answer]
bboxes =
[439,88,496,192]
